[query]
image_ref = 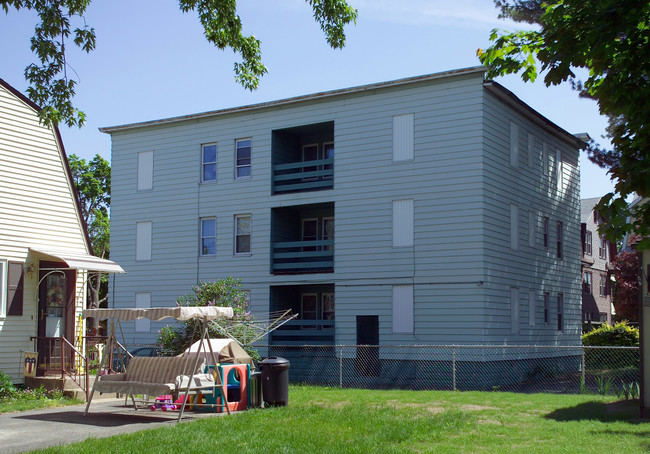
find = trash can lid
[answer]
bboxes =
[259,356,290,370]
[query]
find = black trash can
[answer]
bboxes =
[259,357,290,406]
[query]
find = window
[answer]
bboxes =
[201,143,217,182]
[543,217,549,249]
[301,293,318,328]
[135,292,151,332]
[322,293,335,320]
[528,211,535,247]
[302,144,318,180]
[543,292,550,325]
[200,217,216,256]
[599,312,608,323]
[584,231,592,255]
[557,293,564,332]
[235,138,252,179]
[137,150,153,191]
[0,260,6,318]
[393,113,414,161]
[301,218,318,252]
[583,272,592,294]
[322,217,334,250]
[511,287,519,334]
[234,215,251,254]
[599,237,607,259]
[527,133,534,167]
[599,274,607,297]
[556,221,563,259]
[136,221,152,261]
[392,285,414,334]
[510,121,519,167]
[323,142,334,178]
[542,142,549,176]
[510,204,519,250]
[393,199,414,247]
[528,290,535,326]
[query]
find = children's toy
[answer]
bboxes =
[150,395,176,411]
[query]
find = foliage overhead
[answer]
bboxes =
[157,278,259,360]
[2,0,357,127]
[479,1,650,248]
[611,250,641,321]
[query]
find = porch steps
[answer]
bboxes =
[24,375,116,401]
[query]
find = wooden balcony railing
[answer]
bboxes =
[269,319,335,345]
[272,239,334,273]
[272,158,333,194]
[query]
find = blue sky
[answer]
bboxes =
[2,0,613,198]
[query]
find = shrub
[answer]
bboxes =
[582,321,639,346]
[0,371,17,398]
[157,277,260,360]
[583,321,639,370]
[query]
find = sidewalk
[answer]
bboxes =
[0,396,225,453]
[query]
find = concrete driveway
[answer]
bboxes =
[0,396,225,453]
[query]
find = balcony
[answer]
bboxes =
[272,158,334,194]
[270,284,335,345]
[272,121,334,195]
[271,202,334,274]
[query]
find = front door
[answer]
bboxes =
[37,262,76,373]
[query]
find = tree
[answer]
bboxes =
[611,249,641,322]
[157,278,260,360]
[67,153,110,309]
[2,0,357,127]
[479,1,650,248]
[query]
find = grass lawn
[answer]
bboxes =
[0,394,83,414]
[34,385,649,453]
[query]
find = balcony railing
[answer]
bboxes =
[272,239,334,273]
[269,319,335,345]
[272,158,333,194]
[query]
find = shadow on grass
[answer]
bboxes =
[545,399,644,423]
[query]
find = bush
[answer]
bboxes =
[157,278,260,361]
[0,371,17,398]
[582,321,639,346]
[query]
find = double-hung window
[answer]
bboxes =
[201,143,217,182]
[234,215,251,254]
[583,272,592,294]
[584,231,592,255]
[543,217,549,249]
[557,293,564,332]
[599,237,607,259]
[235,139,251,179]
[200,217,216,256]
[543,292,550,325]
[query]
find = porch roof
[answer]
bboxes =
[30,247,125,274]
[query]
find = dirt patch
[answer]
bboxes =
[460,404,498,411]
[311,400,351,409]
[382,400,446,414]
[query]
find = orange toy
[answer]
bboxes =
[217,364,249,412]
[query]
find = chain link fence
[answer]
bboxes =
[253,344,639,395]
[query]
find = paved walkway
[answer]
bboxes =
[0,396,225,453]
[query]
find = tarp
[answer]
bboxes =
[30,247,125,274]
[82,306,234,321]
[181,338,253,367]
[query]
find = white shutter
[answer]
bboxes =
[392,285,414,333]
[392,114,414,161]
[137,151,153,191]
[510,121,519,167]
[556,148,563,190]
[528,290,535,326]
[136,221,152,261]
[510,204,519,250]
[135,292,151,332]
[393,199,414,247]
[511,287,519,334]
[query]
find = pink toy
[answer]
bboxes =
[150,395,176,411]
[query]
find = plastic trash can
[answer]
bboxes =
[259,357,290,406]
